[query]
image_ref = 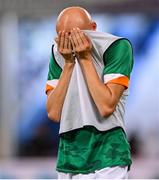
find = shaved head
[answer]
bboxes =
[56,6,96,33]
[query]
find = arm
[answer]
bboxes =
[70,28,133,117]
[46,31,75,122]
[79,60,125,117]
[46,63,74,122]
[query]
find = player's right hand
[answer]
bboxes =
[56,31,75,64]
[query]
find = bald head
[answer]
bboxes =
[56,6,96,33]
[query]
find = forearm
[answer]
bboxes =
[79,59,118,117]
[46,63,75,122]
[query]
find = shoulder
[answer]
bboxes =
[103,38,133,65]
[105,38,132,56]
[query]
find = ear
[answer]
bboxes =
[91,21,97,31]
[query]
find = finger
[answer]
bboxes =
[73,28,83,46]
[80,32,92,50]
[76,27,91,46]
[67,34,70,50]
[84,34,92,44]
[64,32,68,49]
[67,33,71,50]
[71,28,79,48]
[69,35,75,51]
[69,39,76,58]
[78,30,89,45]
[56,32,60,48]
[68,38,71,50]
[58,31,62,49]
[59,31,65,50]
[54,37,58,44]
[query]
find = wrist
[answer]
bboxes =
[79,55,92,64]
[65,57,75,64]
[64,61,75,68]
[79,53,92,61]
[79,58,93,69]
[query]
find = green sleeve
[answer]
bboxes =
[103,39,133,79]
[47,45,62,80]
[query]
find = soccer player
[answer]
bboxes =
[46,6,133,179]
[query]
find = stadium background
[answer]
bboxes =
[0,0,159,178]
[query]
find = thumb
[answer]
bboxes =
[54,37,59,44]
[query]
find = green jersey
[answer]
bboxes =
[46,39,133,174]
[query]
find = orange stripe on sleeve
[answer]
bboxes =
[105,76,129,88]
[45,84,54,94]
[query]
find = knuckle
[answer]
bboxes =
[63,50,67,54]
[58,48,62,52]
[61,49,65,54]
[76,47,82,53]
[85,43,89,47]
[85,46,89,50]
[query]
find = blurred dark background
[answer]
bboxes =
[0,0,159,178]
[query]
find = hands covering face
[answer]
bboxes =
[56,28,92,64]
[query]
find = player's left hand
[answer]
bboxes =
[70,27,92,61]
